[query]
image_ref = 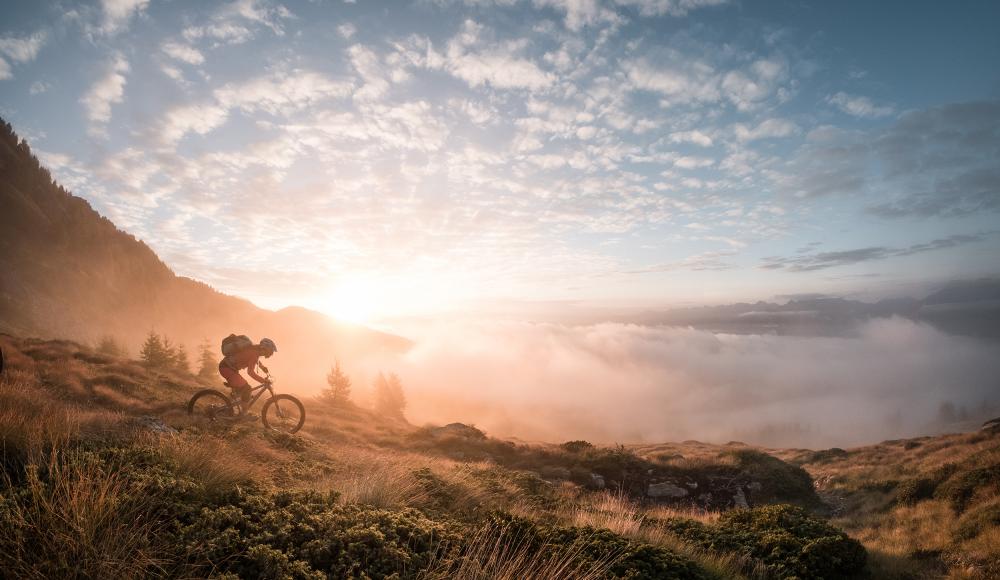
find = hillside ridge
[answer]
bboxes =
[0,118,408,390]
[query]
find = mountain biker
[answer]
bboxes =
[218,338,277,411]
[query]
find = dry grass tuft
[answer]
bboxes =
[420,520,620,580]
[0,450,164,579]
[158,434,262,494]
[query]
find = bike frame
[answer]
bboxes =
[234,381,276,412]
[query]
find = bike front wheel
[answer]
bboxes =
[261,394,305,434]
[187,389,236,423]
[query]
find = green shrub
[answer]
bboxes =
[953,503,1000,541]
[859,479,898,493]
[725,449,821,508]
[806,448,849,463]
[662,505,866,579]
[561,440,595,453]
[935,465,1000,512]
[170,490,459,578]
[896,477,937,505]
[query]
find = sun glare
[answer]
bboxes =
[322,280,379,324]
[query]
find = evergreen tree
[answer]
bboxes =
[174,343,192,374]
[197,339,217,382]
[323,359,352,405]
[96,335,126,358]
[139,331,171,369]
[374,371,406,419]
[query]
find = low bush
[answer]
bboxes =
[170,490,459,578]
[661,504,867,579]
[724,449,821,508]
[561,440,595,453]
[806,448,849,464]
[896,477,937,505]
[935,464,1000,512]
[953,502,1000,541]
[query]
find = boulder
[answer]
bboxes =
[648,481,689,498]
[134,415,178,435]
[733,486,749,508]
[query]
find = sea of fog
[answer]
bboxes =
[355,317,1000,449]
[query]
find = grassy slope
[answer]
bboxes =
[773,429,1000,579]
[1,334,868,579]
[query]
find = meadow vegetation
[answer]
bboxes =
[776,427,1000,578]
[9,333,995,578]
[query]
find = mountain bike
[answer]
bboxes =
[186,369,306,434]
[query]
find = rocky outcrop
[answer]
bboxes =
[133,415,178,435]
[647,481,689,498]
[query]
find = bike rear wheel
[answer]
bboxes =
[261,394,305,434]
[187,389,236,423]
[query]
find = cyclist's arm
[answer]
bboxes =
[246,359,266,383]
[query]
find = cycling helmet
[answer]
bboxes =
[259,338,278,353]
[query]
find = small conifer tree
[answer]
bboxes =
[374,371,407,420]
[96,335,126,358]
[139,331,171,369]
[173,343,192,374]
[197,339,217,382]
[323,359,352,405]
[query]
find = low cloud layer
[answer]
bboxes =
[378,317,1000,448]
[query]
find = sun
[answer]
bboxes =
[321,280,379,324]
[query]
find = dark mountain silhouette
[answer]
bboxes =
[0,119,408,389]
[634,279,1000,339]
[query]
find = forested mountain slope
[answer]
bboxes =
[0,119,408,389]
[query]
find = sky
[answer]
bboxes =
[2,0,999,324]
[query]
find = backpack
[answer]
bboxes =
[221,334,253,357]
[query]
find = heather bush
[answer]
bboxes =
[661,504,866,579]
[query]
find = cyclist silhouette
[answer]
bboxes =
[218,337,277,410]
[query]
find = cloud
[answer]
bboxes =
[761,233,989,272]
[614,0,728,16]
[225,0,294,34]
[28,81,51,94]
[434,20,555,90]
[721,58,787,110]
[625,249,736,273]
[0,31,47,63]
[734,117,798,141]
[388,317,1000,446]
[162,41,205,65]
[778,101,1000,215]
[625,55,787,111]
[181,0,293,46]
[668,129,713,147]
[158,103,230,145]
[0,30,47,80]
[337,23,357,39]
[99,0,150,35]
[533,0,623,31]
[182,23,255,45]
[826,91,894,118]
[157,70,352,144]
[80,54,129,136]
[674,155,714,169]
[625,57,721,106]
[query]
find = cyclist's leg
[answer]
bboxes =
[219,365,251,411]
